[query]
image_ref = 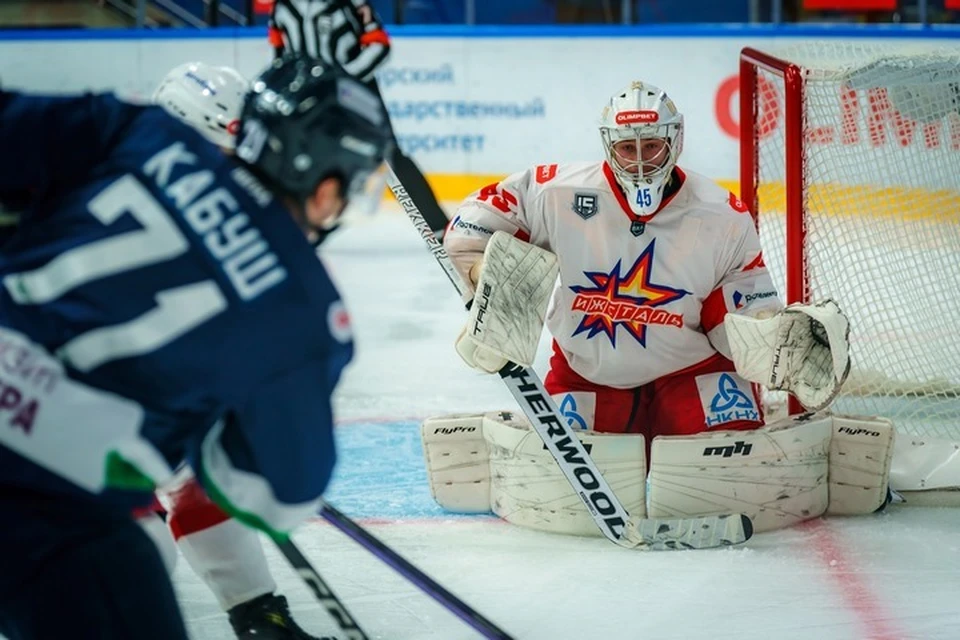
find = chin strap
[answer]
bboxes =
[309,222,340,247]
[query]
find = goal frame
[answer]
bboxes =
[739,46,807,415]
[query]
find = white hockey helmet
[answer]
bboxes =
[153,62,249,150]
[599,81,683,216]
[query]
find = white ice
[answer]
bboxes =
[172,209,960,640]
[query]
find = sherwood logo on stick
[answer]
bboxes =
[501,364,626,538]
[393,184,448,256]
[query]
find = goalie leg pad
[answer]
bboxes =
[421,414,490,513]
[648,414,832,533]
[889,435,960,492]
[483,411,646,536]
[827,415,895,515]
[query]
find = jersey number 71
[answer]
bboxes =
[3,176,228,372]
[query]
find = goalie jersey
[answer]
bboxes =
[0,91,351,534]
[444,161,782,389]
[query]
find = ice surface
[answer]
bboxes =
[174,213,960,640]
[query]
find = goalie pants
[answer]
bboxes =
[0,486,189,640]
[544,343,764,445]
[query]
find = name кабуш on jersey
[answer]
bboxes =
[144,142,287,301]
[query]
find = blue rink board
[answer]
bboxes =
[323,420,486,520]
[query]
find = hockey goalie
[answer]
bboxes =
[419,80,895,536]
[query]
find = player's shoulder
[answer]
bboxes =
[116,104,219,165]
[677,167,752,222]
[517,161,605,193]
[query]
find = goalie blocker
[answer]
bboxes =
[421,410,894,535]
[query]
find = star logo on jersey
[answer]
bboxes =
[569,239,688,347]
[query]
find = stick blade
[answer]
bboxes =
[623,513,753,551]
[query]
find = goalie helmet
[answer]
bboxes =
[236,54,393,202]
[599,81,684,216]
[153,62,249,150]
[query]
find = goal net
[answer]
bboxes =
[740,42,960,440]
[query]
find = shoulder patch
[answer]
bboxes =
[535,164,558,184]
[327,300,352,344]
[728,192,750,214]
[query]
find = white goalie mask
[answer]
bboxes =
[599,81,684,216]
[153,62,249,150]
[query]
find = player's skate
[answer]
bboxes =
[228,593,333,640]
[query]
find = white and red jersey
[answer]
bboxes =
[444,161,782,389]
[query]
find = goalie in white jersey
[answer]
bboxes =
[421,81,894,538]
[449,80,786,439]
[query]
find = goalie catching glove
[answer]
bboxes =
[455,231,559,373]
[725,299,851,412]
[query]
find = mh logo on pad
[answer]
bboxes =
[703,441,753,458]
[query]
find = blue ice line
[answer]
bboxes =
[324,420,487,520]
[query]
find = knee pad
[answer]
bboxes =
[421,411,646,536]
[647,413,895,532]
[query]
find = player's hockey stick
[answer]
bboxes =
[274,538,370,640]
[388,149,449,237]
[318,502,515,639]
[279,508,514,639]
[386,167,753,551]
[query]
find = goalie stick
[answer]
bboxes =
[386,168,753,551]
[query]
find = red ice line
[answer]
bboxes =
[335,417,911,639]
[802,519,909,640]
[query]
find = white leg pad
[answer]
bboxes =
[421,414,490,513]
[827,415,895,515]
[889,435,960,492]
[483,411,646,536]
[649,415,832,533]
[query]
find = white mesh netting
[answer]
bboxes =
[750,42,960,439]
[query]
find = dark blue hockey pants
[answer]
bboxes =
[0,487,189,640]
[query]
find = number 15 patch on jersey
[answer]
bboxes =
[695,372,761,429]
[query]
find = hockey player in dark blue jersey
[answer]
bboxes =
[0,53,392,640]
[151,60,334,640]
